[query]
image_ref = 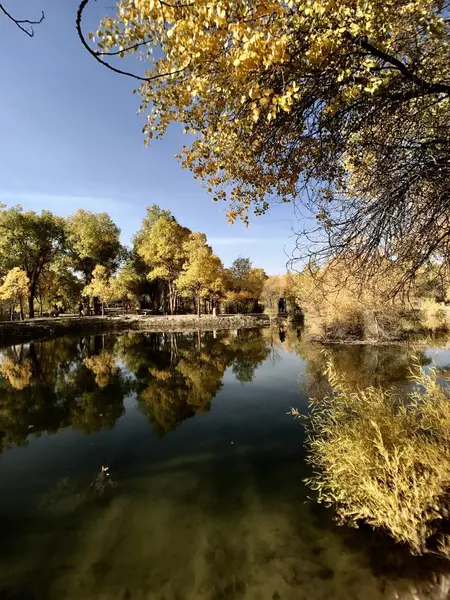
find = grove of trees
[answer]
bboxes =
[0,203,269,320]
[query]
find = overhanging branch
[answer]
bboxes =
[76,0,190,82]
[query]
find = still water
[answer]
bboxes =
[0,328,450,599]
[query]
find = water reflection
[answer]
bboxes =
[0,330,271,448]
[0,330,450,599]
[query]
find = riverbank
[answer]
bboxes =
[0,314,270,346]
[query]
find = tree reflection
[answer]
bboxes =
[0,355,32,390]
[228,329,271,383]
[84,350,118,388]
[295,341,432,399]
[119,329,270,435]
[0,329,271,448]
[0,336,129,451]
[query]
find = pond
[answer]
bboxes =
[0,328,450,600]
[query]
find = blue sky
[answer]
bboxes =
[0,0,299,273]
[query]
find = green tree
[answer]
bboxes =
[176,232,226,316]
[0,268,30,321]
[36,263,82,315]
[65,209,123,283]
[0,206,65,318]
[135,214,190,314]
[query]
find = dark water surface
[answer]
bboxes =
[1,329,450,600]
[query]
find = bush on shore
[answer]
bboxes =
[293,360,450,556]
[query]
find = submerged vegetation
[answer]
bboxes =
[295,358,450,556]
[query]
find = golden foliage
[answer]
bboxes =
[83,265,119,308]
[84,350,118,388]
[298,359,450,555]
[0,356,32,390]
[176,232,226,312]
[92,0,449,224]
[0,268,30,308]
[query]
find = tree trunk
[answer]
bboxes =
[168,281,177,315]
[101,302,105,316]
[20,299,24,321]
[28,294,35,319]
[197,294,201,318]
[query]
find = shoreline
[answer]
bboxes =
[0,314,270,347]
[308,333,450,347]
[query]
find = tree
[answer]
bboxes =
[300,360,450,556]
[176,233,226,316]
[65,209,123,283]
[0,268,30,321]
[227,258,266,313]
[83,265,118,315]
[132,204,173,249]
[85,0,450,291]
[0,206,65,318]
[135,214,190,314]
[261,276,283,317]
[36,263,82,315]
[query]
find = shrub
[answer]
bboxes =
[293,360,450,556]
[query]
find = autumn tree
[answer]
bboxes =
[65,209,123,283]
[83,265,118,315]
[0,268,30,321]
[135,212,190,314]
[261,276,283,317]
[129,205,176,311]
[0,206,65,318]
[176,232,226,316]
[227,258,266,313]
[83,0,450,292]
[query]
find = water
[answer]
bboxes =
[0,328,450,599]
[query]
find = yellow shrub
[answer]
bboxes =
[296,360,450,555]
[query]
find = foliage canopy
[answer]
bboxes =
[88,0,450,288]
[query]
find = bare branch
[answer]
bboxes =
[0,3,44,37]
[76,0,190,82]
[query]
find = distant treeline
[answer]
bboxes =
[0,204,270,320]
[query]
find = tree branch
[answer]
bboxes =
[0,3,44,37]
[77,0,190,82]
[355,35,450,96]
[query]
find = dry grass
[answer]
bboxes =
[293,359,450,556]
